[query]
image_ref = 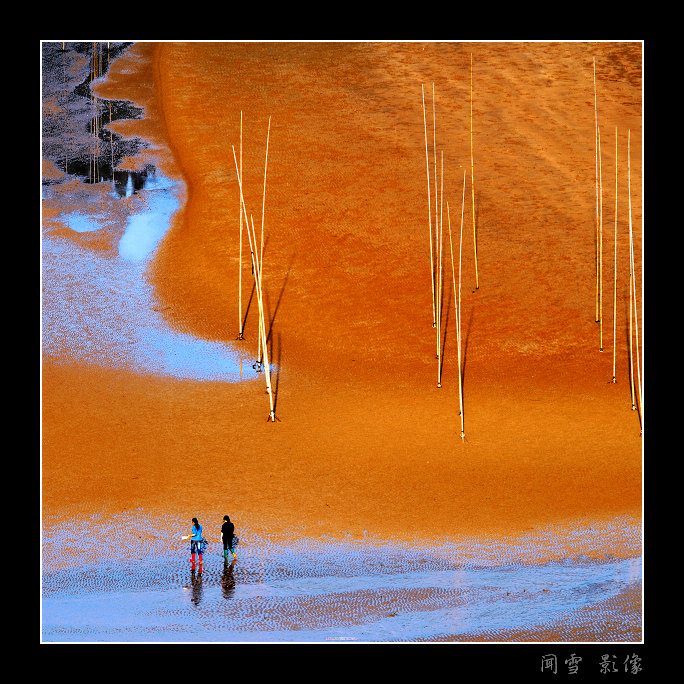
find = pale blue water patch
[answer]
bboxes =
[118,186,179,263]
[42,172,256,382]
[66,213,104,233]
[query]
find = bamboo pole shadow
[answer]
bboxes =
[461,306,475,387]
[439,278,453,384]
[261,258,293,419]
[265,255,295,348]
[472,196,482,293]
[621,287,642,430]
[239,234,272,341]
[273,331,282,417]
[621,288,631,383]
[239,282,256,340]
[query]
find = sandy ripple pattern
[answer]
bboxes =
[42,511,641,642]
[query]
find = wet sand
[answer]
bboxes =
[42,535,642,642]
[41,41,643,642]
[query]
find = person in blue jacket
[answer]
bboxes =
[190,517,203,570]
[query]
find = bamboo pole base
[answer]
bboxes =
[610,377,616,384]
[236,333,245,341]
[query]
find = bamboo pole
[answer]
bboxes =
[89,43,93,184]
[627,131,635,411]
[458,169,466,439]
[232,145,276,422]
[94,42,100,183]
[470,53,479,291]
[594,57,599,323]
[422,84,436,329]
[448,199,457,339]
[237,111,245,340]
[628,130,642,425]
[92,42,95,184]
[257,116,271,368]
[251,211,267,368]
[433,84,438,258]
[93,42,99,183]
[437,150,444,387]
[611,126,618,383]
[249,214,275,421]
[108,44,112,183]
[447,201,461,427]
[630,211,642,425]
[433,83,439,344]
[599,125,604,351]
[62,42,68,174]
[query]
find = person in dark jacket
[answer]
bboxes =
[221,515,236,561]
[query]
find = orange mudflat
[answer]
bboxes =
[42,43,642,623]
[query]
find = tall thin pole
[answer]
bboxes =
[599,125,604,351]
[251,212,267,367]
[458,169,466,439]
[630,208,642,424]
[627,130,635,411]
[89,42,93,184]
[257,116,271,367]
[611,126,618,383]
[448,200,457,341]
[448,201,462,436]
[437,151,444,387]
[433,84,439,340]
[232,145,276,422]
[594,57,600,323]
[628,130,642,425]
[108,44,113,186]
[62,42,68,174]
[422,85,436,329]
[249,215,275,421]
[471,53,479,291]
[432,83,438,240]
[237,111,245,340]
[107,43,112,181]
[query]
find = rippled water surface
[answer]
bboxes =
[42,518,641,643]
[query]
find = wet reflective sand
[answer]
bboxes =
[42,551,641,642]
[42,513,641,642]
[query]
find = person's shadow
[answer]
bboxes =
[221,558,237,600]
[190,568,204,606]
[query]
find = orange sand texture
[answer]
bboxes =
[42,43,642,588]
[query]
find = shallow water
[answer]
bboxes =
[42,40,266,384]
[41,170,264,382]
[42,512,642,643]
[117,173,178,263]
[42,542,641,643]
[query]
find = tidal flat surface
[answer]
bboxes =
[42,515,642,643]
